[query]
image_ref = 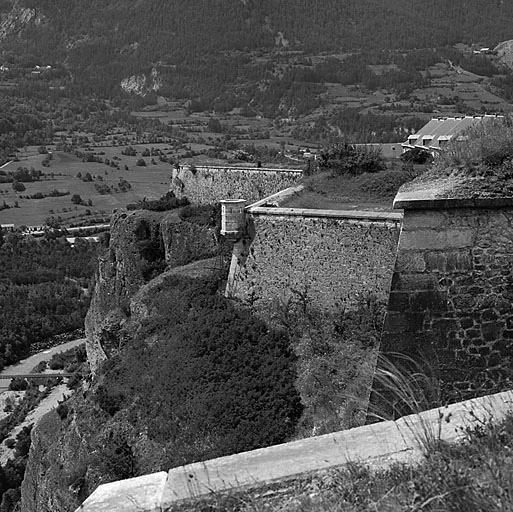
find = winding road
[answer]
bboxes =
[0,338,86,394]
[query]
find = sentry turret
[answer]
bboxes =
[220,199,246,240]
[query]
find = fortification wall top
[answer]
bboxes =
[248,206,403,223]
[170,165,303,205]
[77,390,513,512]
[394,175,513,210]
[185,165,303,174]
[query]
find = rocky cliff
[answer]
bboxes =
[21,207,227,512]
[85,208,220,374]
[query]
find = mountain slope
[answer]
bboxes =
[2,0,513,92]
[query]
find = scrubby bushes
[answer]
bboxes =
[0,425,34,510]
[401,147,432,164]
[94,274,303,468]
[127,191,189,212]
[277,291,386,435]
[8,379,28,392]
[319,143,385,175]
[359,168,419,198]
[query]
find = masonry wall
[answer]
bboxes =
[170,166,303,205]
[381,204,513,397]
[227,210,401,321]
[225,208,401,432]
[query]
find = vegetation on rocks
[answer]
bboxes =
[275,291,386,435]
[94,273,303,467]
[126,191,189,212]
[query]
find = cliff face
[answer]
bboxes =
[85,208,219,373]
[21,208,223,512]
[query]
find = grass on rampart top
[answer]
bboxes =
[413,115,513,199]
[282,166,423,211]
[171,409,513,511]
[430,116,513,178]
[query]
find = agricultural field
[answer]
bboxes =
[0,142,176,227]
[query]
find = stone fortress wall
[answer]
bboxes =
[381,192,513,394]
[170,165,303,205]
[226,205,401,320]
[77,170,513,510]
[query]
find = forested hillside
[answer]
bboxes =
[0,234,101,368]
[13,0,513,57]
[2,0,513,97]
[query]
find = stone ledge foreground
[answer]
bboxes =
[77,390,513,512]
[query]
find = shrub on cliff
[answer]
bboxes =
[126,191,189,212]
[276,291,386,435]
[95,274,303,467]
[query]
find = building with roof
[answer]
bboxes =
[402,115,502,154]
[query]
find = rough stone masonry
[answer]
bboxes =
[381,184,513,400]
[170,165,303,205]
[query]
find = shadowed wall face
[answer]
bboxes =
[381,205,513,399]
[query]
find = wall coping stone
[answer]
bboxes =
[189,165,303,174]
[394,176,513,210]
[76,472,168,512]
[248,185,305,209]
[248,206,403,223]
[395,194,513,210]
[76,390,513,512]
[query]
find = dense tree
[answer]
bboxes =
[11,181,25,192]
[0,237,102,368]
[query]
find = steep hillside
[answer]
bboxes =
[1,0,513,97]
[20,208,303,512]
[9,0,513,57]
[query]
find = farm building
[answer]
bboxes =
[402,115,502,154]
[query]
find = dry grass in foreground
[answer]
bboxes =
[171,409,513,512]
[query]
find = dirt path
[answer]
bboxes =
[0,338,86,463]
[0,338,86,393]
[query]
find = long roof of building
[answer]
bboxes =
[403,115,502,150]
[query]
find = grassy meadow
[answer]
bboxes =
[0,143,175,227]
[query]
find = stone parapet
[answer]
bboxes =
[249,206,403,224]
[77,390,513,511]
[225,207,401,317]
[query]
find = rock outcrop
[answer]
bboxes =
[21,207,225,512]
[120,68,162,96]
[0,0,47,42]
[85,208,219,374]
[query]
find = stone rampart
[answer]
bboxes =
[226,207,402,320]
[170,165,303,205]
[380,189,513,398]
[224,204,401,432]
